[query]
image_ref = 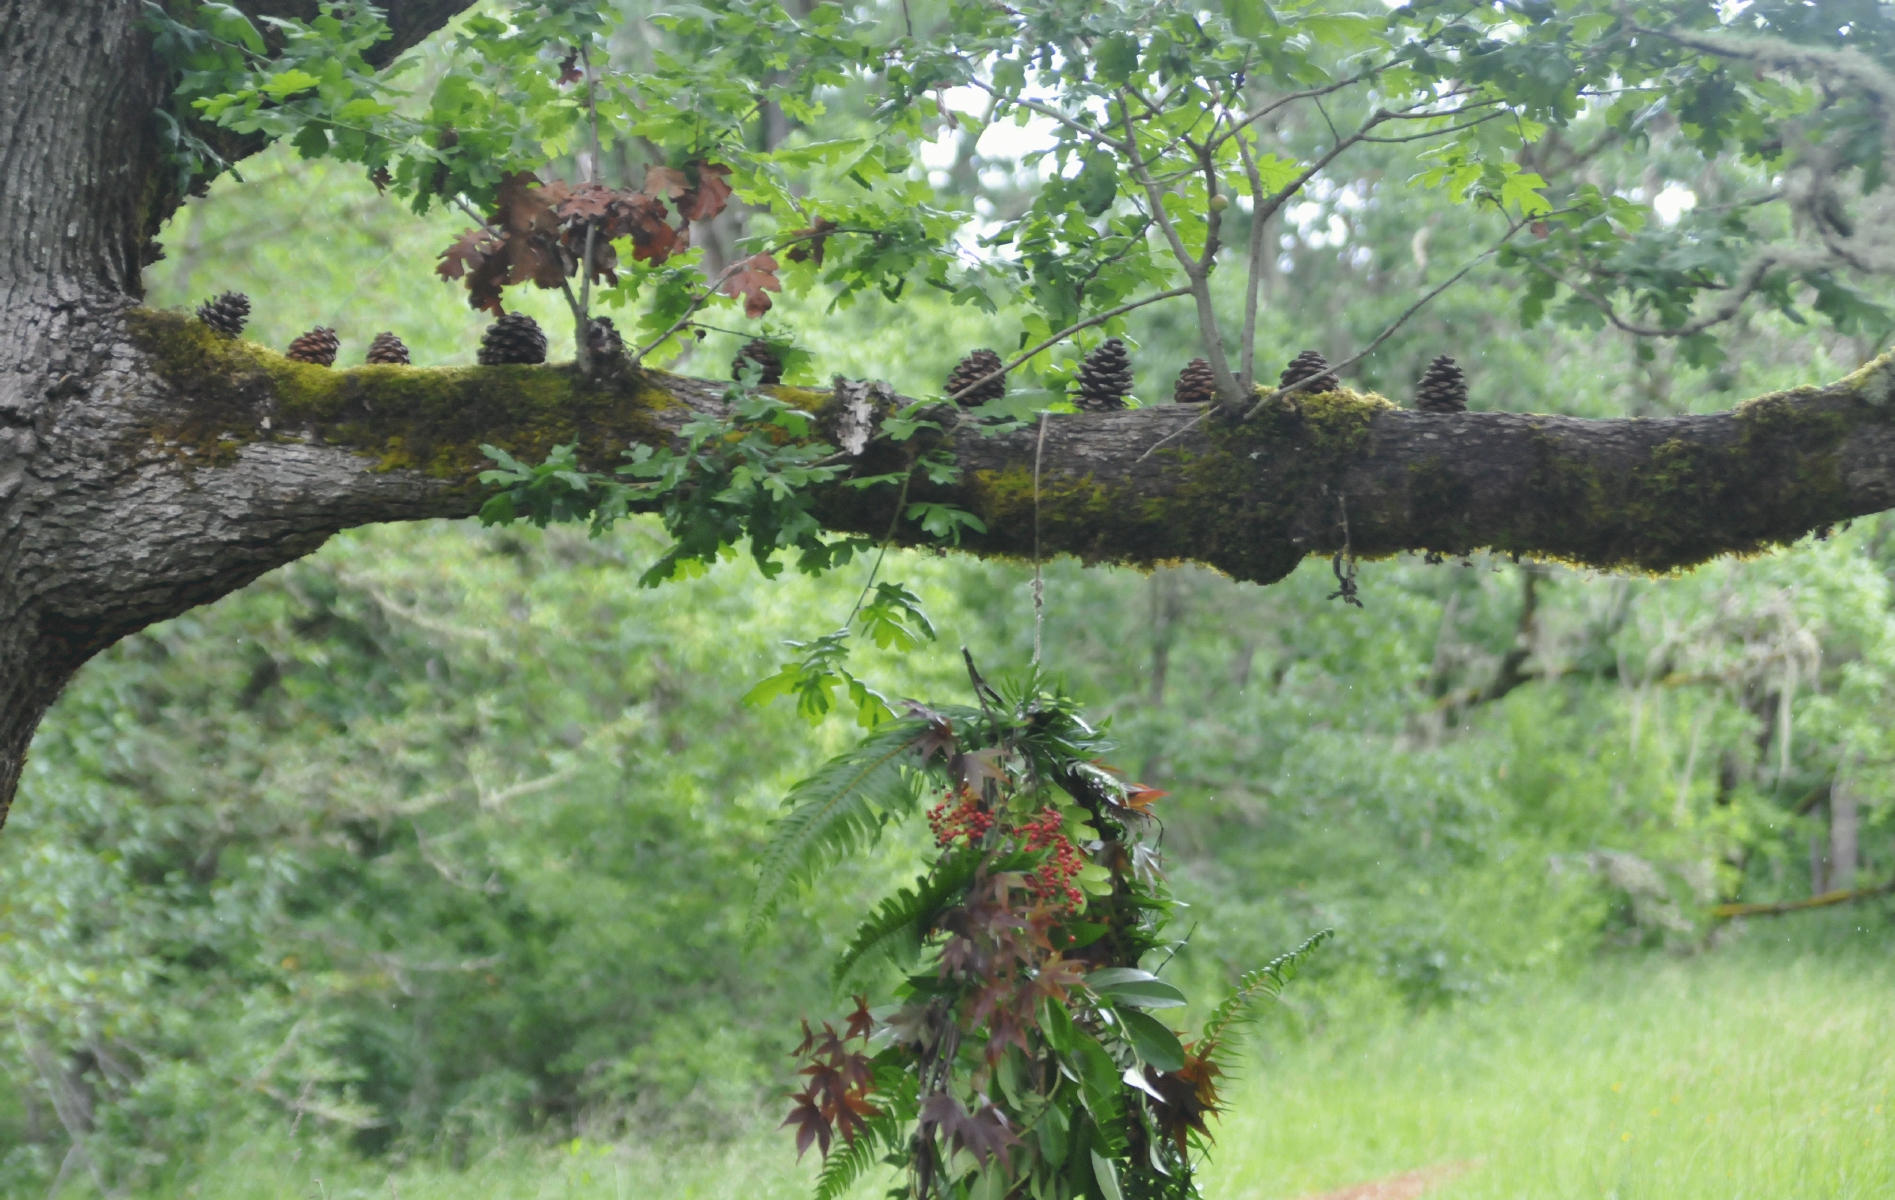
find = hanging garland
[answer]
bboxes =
[755,665,1331,1200]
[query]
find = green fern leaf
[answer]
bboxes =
[833,846,983,983]
[1199,929,1333,1066]
[748,719,930,939]
[814,1113,901,1200]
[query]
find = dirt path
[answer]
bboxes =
[1296,1160,1478,1200]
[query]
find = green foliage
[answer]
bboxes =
[832,844,983,982]
[747,718,933,937]
[770,674,1327,1200]
[147,0,1895,398]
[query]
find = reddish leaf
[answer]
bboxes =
[557,50,583,85]
[782,1089,832,1159]
[845,994,875,1043]
[1122,784,1168,813]
[676,161,734,223]
[785,216,840,266]
[721,252,782,318]
[642,165,690,199]
[436,226,499,283]
[919,1094,1016,1170]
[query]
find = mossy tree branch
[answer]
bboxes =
[134,308,1895,589]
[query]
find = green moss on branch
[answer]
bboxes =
[129,308,678,484]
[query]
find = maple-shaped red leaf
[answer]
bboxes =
[920,1094,1016,1170]
[721,252,782,318]
[785,216,840,266]
[676,161,734,223]
[1030,954,1087,1005]
[622,193,680,264]
[782,1088,832,1160]
[557,180,615,223]
[910,715,957,764]
[845,994,875,1043]
[642,165,689,200]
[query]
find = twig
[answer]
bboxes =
[843,470,914,629]
[1326,493,1362,608]
[1710,878,1895,919]
[944,286,1193,403]
[630,259,750,362]
[1241,215,1538,419]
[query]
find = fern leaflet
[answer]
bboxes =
[748,719,928,938]
[1199,929,1333,1068]
[814,1113,901,1200]
[833,846,983,983]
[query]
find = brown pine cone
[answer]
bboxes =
[1073,338,1133,412]
[731,338,784,385]
[944,349,1006,404]
[285,326,339,367]
[587,316,625,368]
[1279,349,1333,392]
[365,332,410,365]
[1172,358,1217,405]
[196,291,250,338]
[478,312,547,366]
[1415,355,1468,413]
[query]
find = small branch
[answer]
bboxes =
[1241,214,1537,419]
[944,286,1193,403]
[1710,878,1895,919]
[630,260,749,362]
[964,79,1131,154]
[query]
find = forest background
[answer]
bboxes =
[1,0,1892,1196]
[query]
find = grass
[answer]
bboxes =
[145,945,1894,1200]
[1207,944,1895,1200]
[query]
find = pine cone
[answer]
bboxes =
[285,326,339,367]
[586,316,624,368]
[944,349,1006,405]
[365,332,410,365]
[1074,337,1133,412]
[1280,349,1334,393]
[1415,355,1467,413]
[196,291,250,338]
[1172,358,1218,405]
[478,312,547,366]
[731,338,784,385]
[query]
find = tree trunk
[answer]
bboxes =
[6,1,1895,823]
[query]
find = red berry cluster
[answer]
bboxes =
[927,787,994,848]
[1019,806,1086,911]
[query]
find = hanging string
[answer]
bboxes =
[1031,411,1049,665]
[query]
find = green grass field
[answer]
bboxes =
[148,945,1892,1200]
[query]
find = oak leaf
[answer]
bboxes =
[722,252,783,318]
[676,161,734,223]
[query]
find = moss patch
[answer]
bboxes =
[1516,387,1866,573]
[129,308,676,484]
[961,388,1392,585]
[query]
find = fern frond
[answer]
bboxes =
[833,847,982,983]
[749,719,930,939]
[1199,929,1333,1066]
[814,1113,902,1200]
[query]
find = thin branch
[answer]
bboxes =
[1241,213,1537,419]
[963,79,1130,153]
[945,286,1194,402]
[1710,878,1895,919]
[630,260,750,362]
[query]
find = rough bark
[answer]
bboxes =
[4,0,1895,823]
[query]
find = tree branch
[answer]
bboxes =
[125,308,1895,589]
